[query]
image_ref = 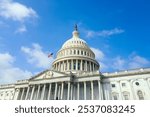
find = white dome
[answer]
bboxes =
[52,26,99,73]
[62,31,89,49]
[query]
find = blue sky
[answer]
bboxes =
[0,0,150,83]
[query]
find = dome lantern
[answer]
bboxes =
[72,24,79,39]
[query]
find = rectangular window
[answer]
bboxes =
[113,95,118,100]
[122,83,126,87]
[111,84,115,88]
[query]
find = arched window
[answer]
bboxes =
[112,92,119,100]
[69,60,71,70]
[74,50,76,54]
[77,50,80,55]
[122,92,130,100]
[87,52,89,56]
[81,51,83,55]
[137,90,144,100]
[73,60,76,70]
[78,60,80,70]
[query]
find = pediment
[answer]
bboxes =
[29,69,69,80]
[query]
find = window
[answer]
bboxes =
[122,83,126,87]
[78,60,80,70]
[122,92,130,100]
[123,94,129,100]
[113,95,118,100]
[81,51,83,55]
[87,52,89,56]
[111,84,116,88]
[137,90,144,100]
[74,50,76,54]
[73,60,76,70]
[112,92,119,100]
[82,60,85,70]
[135,82,139,86]
[77,50,79,55]
[69,61,71,70]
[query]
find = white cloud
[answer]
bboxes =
[91,47,107,71]
[112,56,126,70]
[85,28,124,38]
[110,54,150,71]
[15,25,27,33]
[0,0,37,22]
[90,47,150,72]
[0,53,32,83]
[128,55,150,69]
[21,43,54,69]
[91,47,104,60]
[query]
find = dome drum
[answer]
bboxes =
[52,59,99,73]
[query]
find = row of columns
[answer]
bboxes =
[15,80,103,100]
[53,59,98,72]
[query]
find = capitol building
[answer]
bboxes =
[0,26,150,100]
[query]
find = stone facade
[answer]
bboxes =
[0,27,150,100]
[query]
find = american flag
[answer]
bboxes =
[48,53,53,58]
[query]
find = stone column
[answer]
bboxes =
[64,61,66,71]
[100,81,104,100]
[118,81,123,100]
[54,83,58,100]
[67,60,69,71]
[86,61,88,71]
[71,60,73,70]
[36,85,41,100]
[91,81,94,100]
[61,82,64,100]
[89,62,91,71]
[129,80,136,99]
[41,84,46,100]
[25,86,30,100]
[58,85,61,100]
[3,92,6,100]
[12,88,20,100]
[20,88,25,100]
[76,59,78,70]
[77,82,80,100]
[84,82,86,100]
[80,60,83,71]
[67,82,70,100]
[47,83,52,100]
[106,83,110,100]
[63,61,64,71]
[144,79,150,99]
[30,86,35,100]
[98,80,101,100]
[58,62,60,71]
[70,84,73,100]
